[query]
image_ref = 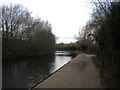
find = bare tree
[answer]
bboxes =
[2,4,31,38]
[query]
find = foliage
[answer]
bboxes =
[2,4,55,58]
[75,21,96,54]
[56,42,78,51]
[90,1,120,88]
[76,39,96,54]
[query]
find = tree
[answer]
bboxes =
[2,4,31,38]
[76,22,95,53]
[2,4,56,58]
[90,1,120,87]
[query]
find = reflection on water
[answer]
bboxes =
[55,51,70,56]
[2,51,72,89]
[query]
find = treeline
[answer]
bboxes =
[2,4,55,58]
[56,43,78,51]
[83,1,120,88]
[56,23,96,54]
[56,17,96,54]
[56,40,95,54]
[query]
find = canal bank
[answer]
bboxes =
[33,53,103,89]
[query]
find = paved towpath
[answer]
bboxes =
[33,54,102,88]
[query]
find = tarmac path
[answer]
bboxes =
[33,53,102,88]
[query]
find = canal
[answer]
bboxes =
[2,51,72,89]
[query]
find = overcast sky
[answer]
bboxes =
[0,0,93,43]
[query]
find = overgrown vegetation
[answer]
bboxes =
[2,4,55,58]
[89,1,120,88]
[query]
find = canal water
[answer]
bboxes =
[2,51,72,89]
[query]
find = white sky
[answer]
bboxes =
[0,0,93,43]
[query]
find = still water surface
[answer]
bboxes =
[3,51,72,89]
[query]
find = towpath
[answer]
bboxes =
[33,54,102,88]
